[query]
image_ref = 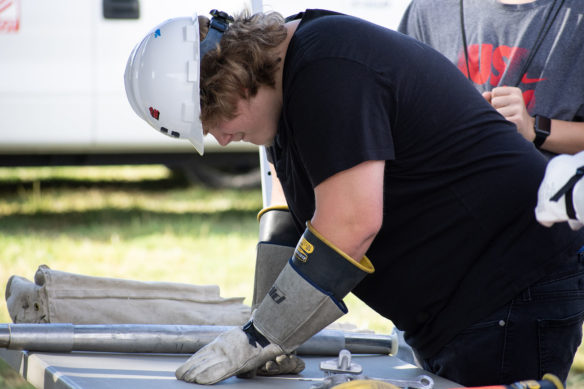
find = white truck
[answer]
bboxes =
[0,0,408,187]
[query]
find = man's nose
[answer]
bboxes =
[213,133,232,146]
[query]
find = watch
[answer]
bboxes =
[533,115,551,149]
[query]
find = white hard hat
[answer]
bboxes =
[124,15,205,154]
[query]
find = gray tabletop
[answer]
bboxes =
[0,348,461,389]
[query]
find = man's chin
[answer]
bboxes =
[260,138,276,147]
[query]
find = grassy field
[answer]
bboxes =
[0,165,391,388]
[0,166,582,388]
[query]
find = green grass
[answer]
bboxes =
[0,166,392,388]
[0,166,582,388]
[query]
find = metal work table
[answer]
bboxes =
[0,348,460,389]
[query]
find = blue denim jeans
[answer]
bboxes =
[419,251,584,386]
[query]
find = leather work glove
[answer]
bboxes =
[252,206,299,310]
[176,221,374,385]
[177,207,306,384]
[175,325,284,384]
[535,151,584,230]
[249,206,306,377]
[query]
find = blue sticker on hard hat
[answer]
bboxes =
[154,29,161,38]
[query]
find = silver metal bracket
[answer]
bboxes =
[319,349,363,375]
[312,349,435,389]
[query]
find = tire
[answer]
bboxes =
[175,152,261,189]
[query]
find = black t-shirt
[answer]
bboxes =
[268,9,584,358]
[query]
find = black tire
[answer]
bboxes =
[181,162,262,189]
[172,152,262,189]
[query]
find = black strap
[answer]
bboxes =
[459,0,471,80]
[550,165,584,220]
[513,0,564,87]
[200,10,234,58]
[242,320,271,348]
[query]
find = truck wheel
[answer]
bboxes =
[181,163,261,189]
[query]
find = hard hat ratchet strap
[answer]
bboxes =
[200,9,234,58]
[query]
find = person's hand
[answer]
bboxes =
[257,354,305,375]
[535,151,584,230]
[482,86,535,141]
[237,354,306,378]
[175,327,283,384]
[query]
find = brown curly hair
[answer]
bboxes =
[198,10,288,128]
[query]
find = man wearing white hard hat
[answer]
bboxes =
[125,9,584,386]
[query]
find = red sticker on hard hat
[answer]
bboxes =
[149,107,160,120]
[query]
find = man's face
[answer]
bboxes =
[205,86,281,147]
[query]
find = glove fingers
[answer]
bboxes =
[175,327,285,384]
[289,355,306,374]
[256,354,305,376]
[176,352,206,379]
[258,359,280,375]
[179,357,233,384]
[176,350,226,382]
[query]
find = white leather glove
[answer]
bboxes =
[175,326,283,384]
[176,222,373,385]
[535,151,584,230]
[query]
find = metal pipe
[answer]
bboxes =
[0,324,397,356]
